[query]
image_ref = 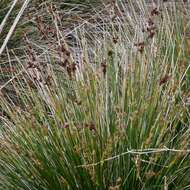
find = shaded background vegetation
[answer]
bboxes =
[0,1,190,190]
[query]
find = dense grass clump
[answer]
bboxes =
[0,1,190,190]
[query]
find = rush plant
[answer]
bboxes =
[0,1,190,190]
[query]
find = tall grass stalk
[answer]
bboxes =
[0,1,190,189]
[0,0,30,56]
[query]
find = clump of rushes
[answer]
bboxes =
[0,1,190,190]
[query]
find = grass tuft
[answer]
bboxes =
[0,1,190,189]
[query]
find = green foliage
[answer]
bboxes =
[0,1,190,190]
